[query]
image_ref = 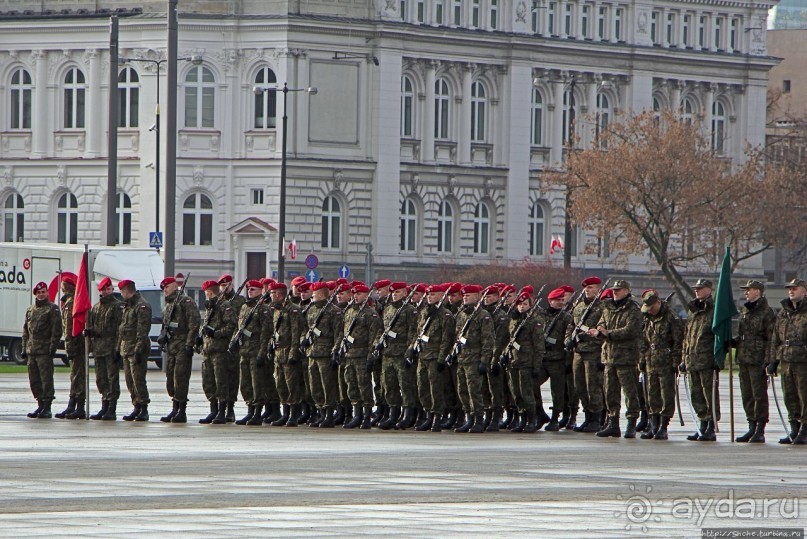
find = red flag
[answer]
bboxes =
[72,251,92,337]
[550,235,564,255]
[289,239,298,260]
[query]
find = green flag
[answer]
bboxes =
[712,247,738,369]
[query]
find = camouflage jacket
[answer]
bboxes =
[736,297,776,366]
[88,294,124,357]
[683,296,716,370]
[162,291,201,352]
[343,302,383,360]
[598,297,643,366]
[380,299,417,354]
[454,304,495,365]
[641,301,683,371]
[270,300,304,364]
[570,296,604,355]
[485,303,512,361]
[60,293,85,356]
[201,297,237,354]
[22,299,61,355]
[237,296,272,358]
[543,307,573,362]
[225,290,246,315]
[411,304,455,361]
[770,299,807,364]
[303,299,344,358]
[119,292,152,357]
[506,311,545,370]
[446,301,462,315]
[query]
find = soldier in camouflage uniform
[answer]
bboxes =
[118,280,153,422]
[639,290,683,440]
[197,280,238,425]
[334,282,354,426]
[482,285,510,432]
[341,283,382,429]
[769,278,807,445]
[536,288,574,431]
[22,281,61,419]
[86,277,124,421]
[231,280,272,425]
[370,279,392,425]
[503,292,545,433]
[157,276,200,424]
[451,284,495,434]
[733,280,775,443]
[268,281,305,427]
[592,280,643,439]
[558,285,580,429]
[568,277,606,433]
[410,284,454,432]
[296,281,316,423]
[681,278,720,442]
[440,282,465,429]
[219,274,246,422]
[54,273,88,420]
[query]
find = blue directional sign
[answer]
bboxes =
[271,270,278,279]
[305,254,319,270]
[287,271,301,278]
[338,265,351,279]
[149,232,163,249]
[305,269,320,283]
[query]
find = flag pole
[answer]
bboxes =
[729,342,735,442]
[83,244,90,420]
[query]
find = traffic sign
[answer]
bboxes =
[271,270,278,279]
[338,265,351,279]
[149,232,163,249]
[305,269,320,283]
[287,271,301,278]
[305,254,319,269]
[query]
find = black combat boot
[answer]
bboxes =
[199,401,217,424]
[319,406,336,428]
[28,399,44,418]
[299,403,312,424]
[596,416,621,438]
[584,412,602,433]
[522,411,538,433]
[500,407,515,429]
[371,404,386,427]
[687,420,707,441]
[415,412,434,432]
[748,421,766,443]
[308,407,323,427]
[264,403,282,424]
[211,401,227,424]
[793,423,807,445]
[101,400,117,421]
[55,397,77,419]
[641,415,658,439]
[90,400,109,421]
[454,413,473,433]
[469,414,485,433]
[360,406,373,429]
[66,398,86,420]
[545,412,561,431]
[394,407,414,430]
[441,409,456,429]
[507,411,521,430]
[414,408,426,429]
[236,405,255,425]
[161,400,180,423]
[122,404,141,421]
[698,420,717,441]
[535,407,551,430]
[272,404,290,426]
[735,421,757,443]
[486,410,501,432]
[333,405,345,426]
[558,407,570,429]
[654,416,670,440]
[344,405,363,429]
[248,404,264,425]
[37,401,52,419]
[342,405,353,427]
[285,404,300,427]
[135,404,149,422]
[225,402,236,423]
[779,421,800,444]
[431,413,443,432]
[565,411,578,431]
[635,410,649,432]
[574,411,590,432]
[624,417,637,439]
[171,401,188,423]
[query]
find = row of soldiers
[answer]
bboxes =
[21,270,807,444]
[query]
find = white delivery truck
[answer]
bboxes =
[0,243,165,367]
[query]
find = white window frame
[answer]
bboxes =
[118,67,139,129]
[321,195,342,249]
[712,100,726,155]
[473,201,491,255]
[470,81,487,142]
[115,192,132,245]
[63,67,86,129]
[254,67,278,129]
[434,78,451,140]
[437,200,455,253]
[56,192,79,244]
[400,198,418,253]
[489,0,498,29]
[3,193,24,242]
[184,66,216,129]
[471,0,480,28]
[10,67,32,130]
[401,75,415,138]
[182,193,214,246]
[529,201,547,256]
[531,88,545,146]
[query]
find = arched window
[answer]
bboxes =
[400,198,418,253]
[401,76,415,138]
[596,92,611,147]
[3,193,24,242]
[531,88,544,145]
[434,78,450,140]
[473,201,491,255]
[254,67,277,129]
[437,200,454,253]
[63,67,86,129]
[562,87,576,145]
[470,81,487,142]
[321,195,341,249]
[10,68,32,130]
[115,192,132,245]
[118,67,139,128]
[652,96,662,126]
[528,201,546,256]
[184,66,215,128]
[57,192,78,244]
[712,101,726,154]
[682,97,696,125]
[182,193,213,246]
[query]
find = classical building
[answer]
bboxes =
[0,0,777,294]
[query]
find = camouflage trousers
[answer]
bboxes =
[302,358,314,406]
[67,349,87,399]
[165,348,193,402]
[201,351,230,403]
[688,368,720,422]
[123,354,150,405]
[338,362,350,407]
[457,361,487,415]
[646,367,676,418]
[562,357,577,415]
[507,367,536,414]
[417,359,446,413]
[94,355,121,402]
[343,357,374,407]
[444,364,460,410]
[239,353,269,406]
[382,352,418,408]
[275,351,306,405]
[573,352,604,415]
[28,354,55,403]
[486,368,507,411]
[308,357,339,407]
[604,363,640,420]
[372,360,385,406]
[226,351,240,403]
[781,362,807,424]
[739,363,769,423]
[535,360,567,416]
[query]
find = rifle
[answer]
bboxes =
[444,288,495,367]
[499,284,548,367]
[564,279,611,352]
[196,286,227,347]
[544,289,585,348]
[229,278,249,302]
[372,287,418,359]
[267,294,290,360]
[412,288,452,360]
[338,289,375,357]
[492,284,515,315]
[157,272,191,351]
[299,294,337,354]
[227,290,271,353]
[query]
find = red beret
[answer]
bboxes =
[118,279,135,290]
[336,278,349,285]
[336,283,352,293]
[515,292,531,304]
[581,276,602,287]
[270,282,288,291]
[260,278,275,286]
[323,280,336,291]
[500,284,516,295]
[97,276,113,291]
[447,283,463,294]
[548,288,565,300]
[427,283,447,293]
[60,272,77,286]
[311,281,329,292]
[483,285,500,296]
[217,274,233,285]
[160,276,176,290]
[561,285,575,294]
[201,280,220,291]
[521,285,535,296]
[461,284,483,294]
[33,281,48,294]
[373,279,392,289]
[350,280,366,288]
[246,280,263,289]
[411,283,427,293]
[352,283,371,293]
[389,281,408,291]
[600,289,614,300]
[297,282,311,292]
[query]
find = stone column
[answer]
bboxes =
[550,79,565,166]
[422,60,436,162]
[32,50,49,158]
[459,63,473,165]
[86,49,101,157]
[503,62,533,260]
